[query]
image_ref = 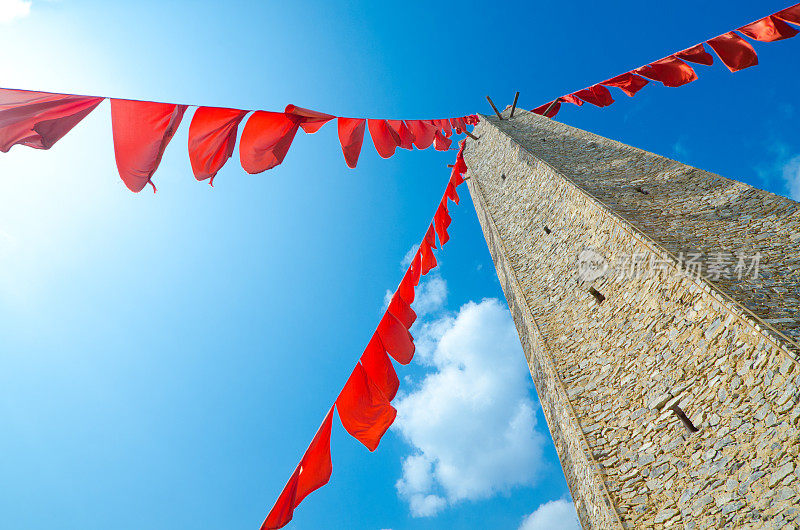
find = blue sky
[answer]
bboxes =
[0,1,797,529]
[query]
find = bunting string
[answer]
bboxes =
[260,140,468,530]
[531,3,800,118]
[0,87,478,192]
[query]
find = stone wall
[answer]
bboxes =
[464,109,800,529]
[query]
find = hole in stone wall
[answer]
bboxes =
[588,287,605,304]
[501,173,506,181]
[670,405,699,433]
[544,226,551,234]
[635,186,650,195]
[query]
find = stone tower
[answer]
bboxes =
[463,109,800,529]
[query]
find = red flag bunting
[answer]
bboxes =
[284,104,334,133]
[368,119,400,159]
[387,120,415,150]
[634,56,698,87]
[674,43,715,66]
[376,311,415,365]
[434,200,452,246]
[406,120,437,150]
[261,406,334,530]
[560,94,584,106]
[0,89,103,153]
[739,15,799,42]
[387,290,417,329]
[532,100,561,118]
[336,363,397,451]
[239,111,299,174]
[433,129,452,151]
[574,85,615,107]
[111,100,187,192]
[188,107,248,184]
[775,4,800,25]
[601,73,650,97]
[360,335,400,402]
[445,180,460,205]
[337,117,366,169]
[707,32,759,72]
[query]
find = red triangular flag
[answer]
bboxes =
[387,120,415,150]
[739,15,798,42]
[532,100,561,118]
[406,120,437,150]
[336,363,397,451]
[376,311,415,365]
[775,4,800,26]
[239,111,299,174]
[707,32,759,72]
[388,290,416,329]
[360,334,400,402]
[111,99,187,192]
[0,89,103,153]
[601,73,650,97]
[337,117,366,168]
[188,107,248,184]
[574,85,615,107]
[434,200,452,246]
[367,119,400,158]
[675,43,715,65]
[634,56,698,87]
[284,104,334,133]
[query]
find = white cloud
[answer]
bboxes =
[781,155,800,201]
[394,299,545,517]
[519,499,580,530]
[383,272,447,318]
[0,0,31,23]
[400,244,419,269]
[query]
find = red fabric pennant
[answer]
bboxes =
[424,223,438,250]
[440,119,453,138]
[336,363,397,451]
[295,406,334,506]
[453,148,467,175]
[376,311,415,365]
[188,107,248,184]
[284,104,335,134]
[433,129,452,151]
[434,200,451,246]
[368,119,400,158]
[445,180,460,205]
[0,89,103,153]
[360,335,400,402]
[560,94,584,106]
[739,15,799,42]
[420,242,437,276]
[601,73,650,97]
[406,120,436,150]
[410,250,422,286]
[532,100,561,118]
[262,407,334,530]
[239,111,299,174]
[262,467,299,530]
[387,120,415,150]
[707,32,759,72]
[634,56,698,87]
[337,117,366,169]
[397,268,416,305]
[388,290,416,329]
[574,85,615,107]
[675,43,715,66]
[111,100,187,193]
[775,4,800,26]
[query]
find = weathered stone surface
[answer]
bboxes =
[463,109,800,529]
